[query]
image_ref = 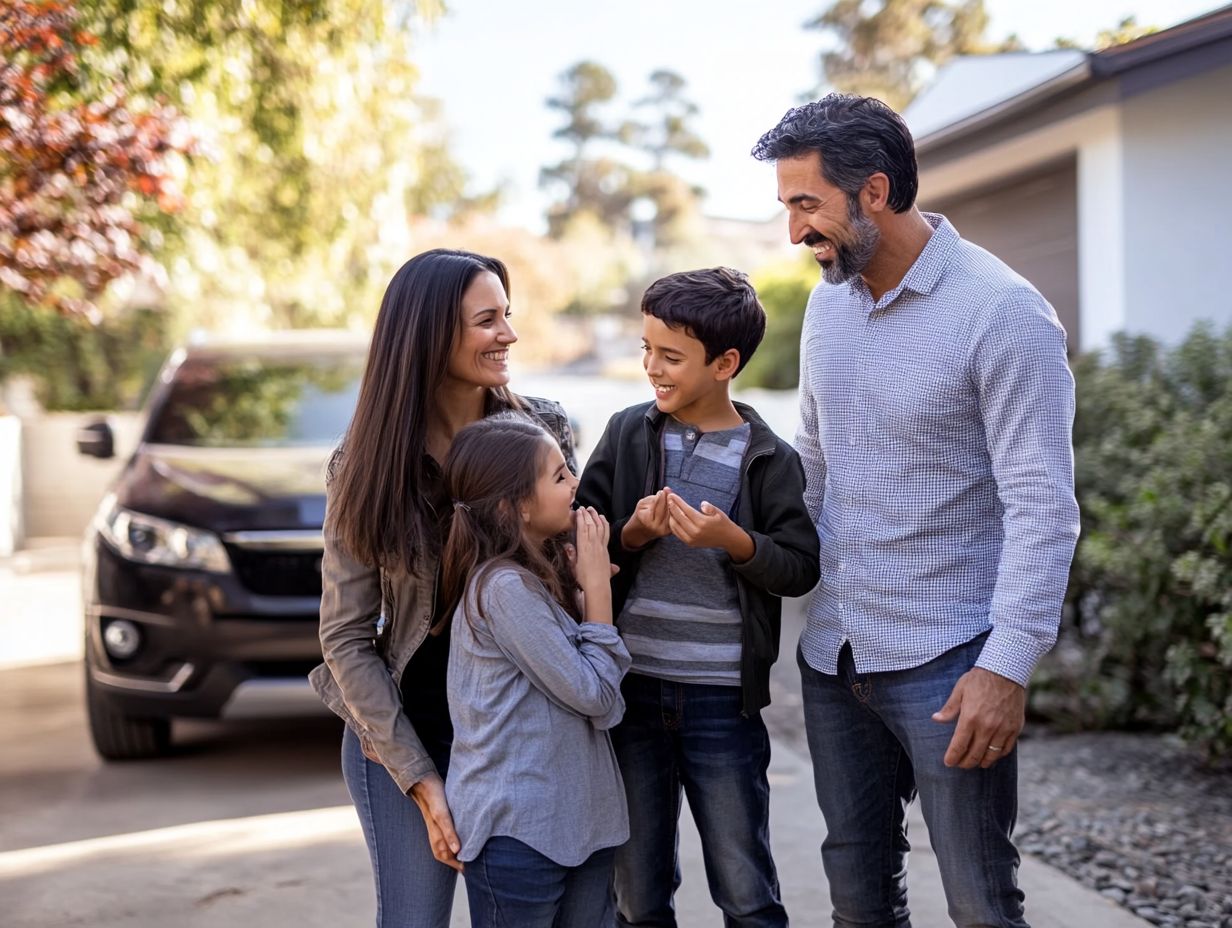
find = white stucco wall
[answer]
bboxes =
[1075,108,1128,352]
[916,105,1129,353]
[1120,63,1232,343]
[0,417,21,555]
[20,413,142,538]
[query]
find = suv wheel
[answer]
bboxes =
[85,665,172,760]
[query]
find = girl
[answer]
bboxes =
[440,415,631,927]
[310,249,575,927]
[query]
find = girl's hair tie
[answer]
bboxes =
[452,500,471,512]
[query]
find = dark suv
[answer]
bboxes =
[77,333,366,759]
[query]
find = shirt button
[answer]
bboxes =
[848,437,857,447]
[686,431,696,440]
[837,563,845,572]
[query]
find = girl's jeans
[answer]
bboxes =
[463,836,616,927]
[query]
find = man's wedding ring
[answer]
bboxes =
[987,744,1004,752]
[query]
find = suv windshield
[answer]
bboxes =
[145,353,364,447]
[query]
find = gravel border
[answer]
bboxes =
[763,693,1232,927]
[1016,731,1231,928]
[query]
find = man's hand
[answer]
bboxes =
[931,667,1026,769]
[666,494,755,563]
[409,772,463,872]
[622,489,672,550]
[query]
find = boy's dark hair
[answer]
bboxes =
[750,93,918,214]
[641,267,766,376]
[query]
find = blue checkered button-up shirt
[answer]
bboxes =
[796,214,1080,687]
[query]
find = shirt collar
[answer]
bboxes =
[900,213,958,297]
[849,212,959,312]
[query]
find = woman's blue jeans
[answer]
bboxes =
[463,836,617,927]
[341,725,457,928]
[798,635,1029,928]
[612,673,787,927]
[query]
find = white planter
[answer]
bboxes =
[0,416,22,555]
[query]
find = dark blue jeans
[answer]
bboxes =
[463,836,616,927]
[612,673,787,927]
[798,635,1028,928]
[341,726,456,928]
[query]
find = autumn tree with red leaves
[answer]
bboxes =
[0,1,193,317]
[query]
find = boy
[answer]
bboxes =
[577,267,820,927]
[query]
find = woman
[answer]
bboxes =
[309,249,575,927]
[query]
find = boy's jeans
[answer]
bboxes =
[797,635,1029,928]
[612,673,788,928]
[463,837,616,928]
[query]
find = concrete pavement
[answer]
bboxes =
[0,541,1148,927]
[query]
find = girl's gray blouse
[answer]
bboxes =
[445,563,631,866]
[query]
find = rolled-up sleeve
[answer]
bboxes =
[480,570,632,730]
[317,497,436,792]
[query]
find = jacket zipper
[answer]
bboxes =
[736,444,774,718]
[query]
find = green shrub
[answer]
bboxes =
[0,297,169,411]
[1031,325,1232,758]
[741,256,818,390]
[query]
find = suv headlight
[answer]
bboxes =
[94,493,231,573]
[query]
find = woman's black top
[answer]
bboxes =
[399,457,453,753]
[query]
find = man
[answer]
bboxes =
[751,94,1080,927]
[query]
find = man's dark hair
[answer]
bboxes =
[642,267,766,376]
[751,93,919,213]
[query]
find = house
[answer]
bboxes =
[904,5,1232,351]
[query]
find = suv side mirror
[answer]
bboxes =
[77,419,115,459]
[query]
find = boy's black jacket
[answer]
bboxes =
[576,400,821,716]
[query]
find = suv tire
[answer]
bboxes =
[85,664,172,760]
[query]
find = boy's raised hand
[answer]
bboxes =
[621,488,672,550]
[666,494,755,563]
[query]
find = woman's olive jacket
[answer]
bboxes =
[308,395,575,794]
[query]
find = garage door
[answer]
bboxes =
[925,156,1079,350]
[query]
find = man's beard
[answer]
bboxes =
[809,198,880,285]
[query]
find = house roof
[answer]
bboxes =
[905,3,1232,151]
[905,51,1087,140]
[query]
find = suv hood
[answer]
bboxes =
[114,444,331,533]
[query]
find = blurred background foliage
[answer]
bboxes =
[740,255,820,391]
[2,0,1163,408]
[0,300,168,410]
[1032,325,1232,758]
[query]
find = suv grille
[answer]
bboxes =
[225,546,323,597]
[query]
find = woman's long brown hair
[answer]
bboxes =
[328,249,521,572]
[439,415,580,626]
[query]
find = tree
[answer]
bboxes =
[0,1,193,318]
[540,61,632,237]
[624,70,710,249]
[540,63,712,249]
[65,0,481,331]
[631,70,709,173]
[805,0,1019,111]
[1055,16,1159,51]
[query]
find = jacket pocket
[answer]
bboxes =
[745,591,780,662]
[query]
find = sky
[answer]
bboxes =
[412,0,1223,230]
